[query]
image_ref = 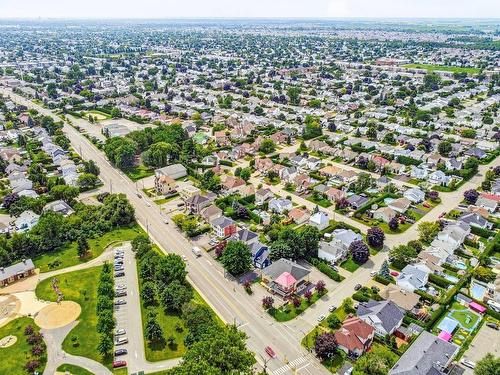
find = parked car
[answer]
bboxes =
[114,272,125,278]
[114,266,124,272]
[115,284,126,290]
[114,349,128,356]
[370,271,377,277]
[390,271,399,277]
[354,284,362,291]
[114,337,128,345]
[113,360,127,368]
[438,212,446,219]
[114,299,126,306]
[136,193,142,198]
[192,247,202,257]
[115,328,126,336]
[115,291,127,297]
[317,314,325,322]
[328,305,337,312]
[265,346,277,359]
[486,322,499,330]
[461,358,475,369]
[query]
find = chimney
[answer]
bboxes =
[22,258,26,264]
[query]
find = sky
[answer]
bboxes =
[0,0,499,19]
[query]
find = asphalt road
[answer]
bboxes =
[2,87,499,375]
[1,88,323,374]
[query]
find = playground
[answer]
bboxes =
[34,301,81,329]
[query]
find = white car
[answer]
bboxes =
[114,299,126,306]
[317,315,326,322]
[461,358,476,369]
[115,328,126,336]
[370,271,377,277]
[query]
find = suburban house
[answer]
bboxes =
[231,228,259,245]
[268,198,293,214]
[154,174,177,196]
[397,263,431,292]
[410,166,428,180]
[334,317,375,358]
[287,207,310,225]
[255,188,274,206]
[261,259,310,298]
[389,331,459,375]
[318,228,361,264]
[388,197,411,214]
[475,193,499,213]
[186,194,214,214]
[458,212,493,230]
[428,170,452,187]
[14,210,40,232]
[380,285,420,311]
[155,164,187,180]
[221,176,246,195]
[200,204,222,223]
[347,194,369,210]
[43,200,74,217]
[249,241,271,269]
[309,210,330,231]
[178,184,201,201]
[357,300,404,336]
[403,188,425,204]
[0,259,36,287]
[373,207,397,223]
[210,216,237,238]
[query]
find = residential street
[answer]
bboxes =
[2,87,499,375]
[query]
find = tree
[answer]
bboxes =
[418,221,440,243]
[314,332,337,360]
[474,353,500,375]
[25,360,41,373]
[303,115,323,140]
[262,296,274,309]
[100,194,135,227]
[299,225,321,258]
[239,168,252,182]
[156,254,187,285]
[287,86,301,105]
[160,280,193,312]
[145,310,164,343]
[292,296,301,308]
[367,227,385,249]
[389,245,417,267]
[474,266,496,283]
[220,241,252,276]
[143,141,179,167]
[141,281,157,306]
[427,190,439,202]
[316,280,326,294]
[326,315,341,329]
[269,239,292,261]
[438,141,452,157]
[304,290,313,302]
[110,107,121,118]
[77,236,89,258]
[77,173,100,190]
[388,217,399,231]
[379,260,391,279]
[259,139,276,154]
[353,345,398,375]
[96,310,115,334]
[354,173,372,194]
[349,240,370,264]
[104,137,138,170]
[200,170,221,192]
[423,72,441,92]
[97,334,113,356]
[464,189,479,204]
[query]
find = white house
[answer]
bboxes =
[14,210,40,233]
[396,263,431,292]
[403,188,425,203]
[309,211,329,231]
[268,198,293,214]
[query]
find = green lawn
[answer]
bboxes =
[0,317,47,374]
[126,165,155,182]
[449,305,480,331]
[403,63,480,75]
[340,258,360,272]
[57,364,95,375]
[35,265,113,368]
[268,291,325,322]
[34,224,144,273]
[306,196,332,208]
[154,194,179,205]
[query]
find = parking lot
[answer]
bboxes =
[112,243,143,371]
[461,321,500,374]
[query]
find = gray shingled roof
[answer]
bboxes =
[389,331,459,375]
[357,300,404,334]
[262,259,310,281]
[0,259,35,281]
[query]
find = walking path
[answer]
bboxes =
[42,321,112,375]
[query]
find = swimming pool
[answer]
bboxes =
[471,283,487,300]
[454,261,467,270]
[444,274,459,284]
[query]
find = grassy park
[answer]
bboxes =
[35,266,112,368]
[34,224,144,272]
[56,364,94,375]
[0,317,47,374]
[402,63,480,75]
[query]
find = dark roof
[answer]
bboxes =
[262,259,310,281]
[389,331,459,375]
[233,228,258,243]
[357,300,404,333]
[0,259,35,281]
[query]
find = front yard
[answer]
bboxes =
[268,290,326,322]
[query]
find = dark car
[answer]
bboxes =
[115,291,127,297]
[486,322,499,330]
[114,348,128,356]
[354,284,362,291]
[114,271,125,278]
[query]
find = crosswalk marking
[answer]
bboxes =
[272,357,308,375]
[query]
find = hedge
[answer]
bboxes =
[219,160,234,167]
[428,273,454,289]
[415,289,438,303]
[353,292,370,302]
[470,225,496,239]
[309,258,344,282]
[374,274,392,285]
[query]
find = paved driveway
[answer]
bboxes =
[462,322,500,374]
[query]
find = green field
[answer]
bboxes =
[0,317,47,374]
[57,364,94,375]
[449,304,481,331]
[34,224,144,272]
[126,165,155,181]
[403,63,480,75]
[35,265,113,368]
[340,257,360,272]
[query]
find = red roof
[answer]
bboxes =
[480,193,500,202]
[334,317,374,352]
